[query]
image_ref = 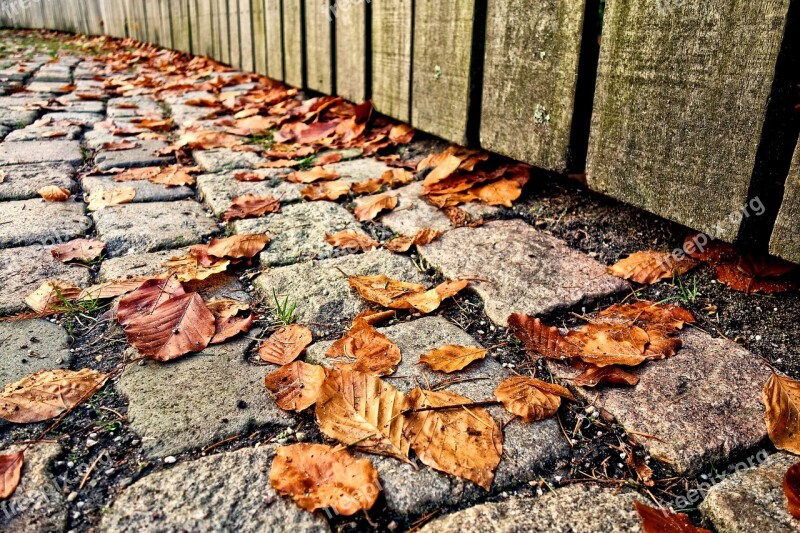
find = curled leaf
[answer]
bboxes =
[301,180,351,201]
[37,185,71,201]
[221,194,280,221]
[494,377,574,422]
[86,186,136,211]
[51,238,106,263]
[354,193,398,221]
[24,280,81,313]
[573,365,640,388]
[207,234,270,259]
[264,361,326,412]
[326,319,401,376]
[325,231,379,252]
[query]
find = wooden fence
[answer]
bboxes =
[1,0,799,264]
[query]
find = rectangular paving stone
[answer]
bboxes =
[0,108,40,127]
[25,81,71,93]
[107,97,163,118]
[98,247,190,282]
[0,319,74,386]
[92,200,220,256]
[0,244,92,315]
[419,219,627,326]
[4,125,83,141]
[192,149,267,172]
[0,162,76,200]
[550,329,772,475]
[95,139,174,171]
[0,199,91,249]
[255,248,430,336]
[233,202,367,267]
[701,452,799,533]
[306,316,570,516]
[0,140,83,167]
[196,171,299,217]
[39,111,104,126]
[82,175,194,203]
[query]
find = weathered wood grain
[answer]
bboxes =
[481,0,586,172]
[252,0,268,74]
[371,0,412,122]
[265,0,283,80]
[238,0,254,71]
[771,141,800,263]
[335,0,366,102]
[228,0,242,68]
[411,0,476,145]
[216,0,230,64]
[171,0,192,53]
[304,0,333,93]
[587,0,792,242]
[192,0,216,57]
[282,0,304,86]
[127,0,147,42]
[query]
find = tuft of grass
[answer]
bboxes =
[248,131,274,151]
[50,288,108,335]
[660,275,700,305]
[271,288,297,325]
[295,155,316,170]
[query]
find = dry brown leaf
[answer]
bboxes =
[351,169,414,195]
[207,234,270,259]
[78,276,157,301]
[117,277,185,326]
[764,373,800,454]
[101,140,139,151]
[264,361,326,412]
[86,186,136,211]
[352,309,396,326]
[286,167,339,184]
[626,452,654,487]
[148,165,196,187]
[508,314,579,360]
[384,229,443,253]
[634,501,711,533]
[573,365,640,387]
[259,325,314,365]
[163,253,230,282]
[354,193,398,221]
[418,345,488,373]
[51,238,106,263]
[0,451,23,499]
[206,299,254,344]
[37,185,71,201]
[269,443,380,516]
[326,319,401,376]
[404,388,502,489]
[123,292,215,361]
[395,279,468,314]
[25,281,81,313]
[0,369,108,423]
[325,231,379,252]
[113,166,161,182]
[316,369,411,463]
[221,194,280,221]
[348,275,426,308]
[714,262,799,295]
[784,462,800,518]
[494,377,574,422]
[608,251,699,284]
[301,180,351,201]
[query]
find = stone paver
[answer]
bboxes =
[39,111,103,126]
[98,247,190,281]
[0,320,73,385]
[82,175,193,203]
[420,484,645,533]
[233,201,367,267]
[0,443,66,533]
[307,316,570,515]
[254,248,430,335]
[26,81,71,93]
[117,337,294,458]
[4,125,83,141]
[196,171,299,216]
[0,162,76,200]
[701,452,800,533]
[419,219,628,326]
[0,244,92,315]
[192,148,266,172]
[0,108,41,127]
[327,157,392,183]
[550,329,772,475]
[92,200,219,256]
[0,199,91,249]
[0,140,83,166]
[100,445,328,532]
[106,97,163,118]
[95,139,174,171]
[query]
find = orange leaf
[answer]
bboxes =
[0,369,108,423]
[325,231,379,252]
[573,365,640,387]
[608,251,699,284]
[634,501,711,533]
[354,193,398,221]
[286,167,339,184]
[264,361,326,412]
[86,186,136,211]
[37,185,71,201]
[259,325,313,365]
[418,345,488,373]
[117,278,186,326]
[207,234,270,259]
[784,462,800,518]
[0,451,23,499]
[221,194,280,221]
[101,140,139,151]
[206,299,253,344]
[301,180,351,201]
[494,377,574,422]
[24,281,81,313]
[384,228,442,253]
[326,319,401,376]
[764,373,800,454]
[348,275,426,308]
[508,314,579,360]
[51,238,106,263]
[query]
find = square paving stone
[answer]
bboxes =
[26,81,72,93]
[549,329,772,475]
[306,316,570,516]
[98,247,190,282]
[95,140,175,171]
[0,199,91,249]
[192,149,267,172]
[4,125,83,141]
[233,202,367,267]
[0,244,92,315]
[254,248,430,336]
[30,71,72,84]
[107,97,163,118]
[0,140,83,167]
[419,219,628,326]
[0,320,73,386]
[701,452,799,533]
[0,443,66,532]
[0,108,40,127]
[82,175,194,203]
[39,111,104,126]
[100,445,328,532]
[327,157,392,183]
[92,200,220,256]
[116,338,295,458]
[196,171,298,217]
[0,162,76,200]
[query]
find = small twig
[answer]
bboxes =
[79,452,105,490]
[201,434,241,454]
[401,400,500,415]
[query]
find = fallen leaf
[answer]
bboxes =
[714,262,798,294]
[221,194,280,221]
[0,451,23,499]
[269,443,380,516]
[395,279,468,314]
[354,193,398,221]
[325,231,379,252]
[508,314,579,361]
[404,388,502,489]
[259,324,313,365]
[608,251,699,284]
[784,462,800,518]
[351,169,414,195]
[316,369,411,463]
[326,319,401,376]
[264,361,326,412]
[384,229,443,253]
[24,281,81,313]
[494,377,574,422]
[286,167,339,184]
[206,299,254,344]
[148,165,196,187]
[627,453,654,487]
[78,276,157,301]
[37,185,71,201]
[348,275,426,308]
[0,369,108,423]
[418,345,488,373]
[573,365,640,387]
[207,234,270,259]
[117,277,186,326]
[101,140,139,151]
[113,166,161,182]
[86,186,136,211]
[634,501,711,533]
[301,180,351,201]
[352,309,396,326]
[163,253,230,282]
[51,239,106,263]
[764,373,800,454]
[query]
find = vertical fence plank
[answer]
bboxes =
[238,0,254,71]
[411,0,476,145]
[587,0,793,243]
[171,0,192,53]
[481,0,588,172]
[252,0,268,74]
[209,0,222,61]
[126,0,144,41]
[771,141,800,263]
[217,0,230,63]
[372,0,412,122]
[160,0,175,48]
[228,0,241,68]
[304,0,333,93]
[335,0,366,102]
[282,0,303,86]
[265,0,283,80]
